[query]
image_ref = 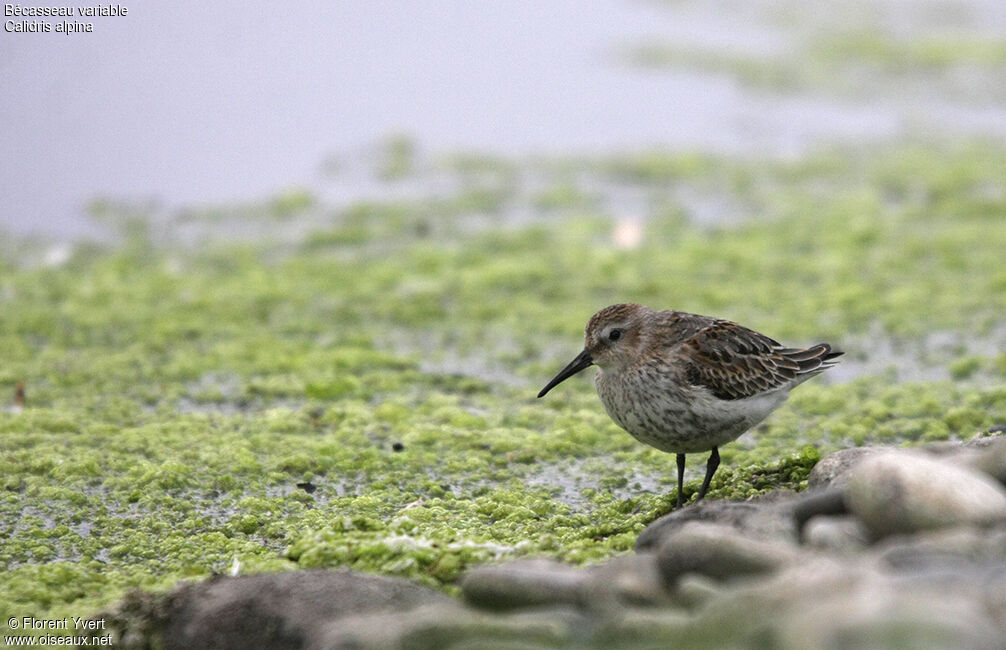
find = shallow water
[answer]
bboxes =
[6,0,1006,239]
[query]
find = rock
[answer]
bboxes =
[918,441,986,475]
[682,558,1004,650]
[637,501,758,551]
[460,558,587,610]
[870,524,1006,637]
[803,515,871,553]
[807,447,883,490]
[774,574,1003,650]
[656,522,802,586]
[791,488,848,532]
[104,569,456,650]
[581,553,669,611]
[918,440,970,456]
[590,607,691,648]
[315,603,588,649]
[636,496,797,552]
[846,451,1006,538]
[672,573,722,609]
[974,437,1006,485]
[313,603,461,650]
[875,524,1006,570]
[962,430,1006,447]
[670,557,855,647]
[985,565,1006,632]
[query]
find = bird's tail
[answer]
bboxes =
[777,343,843,377]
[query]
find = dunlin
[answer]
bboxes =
[538,303,842,508]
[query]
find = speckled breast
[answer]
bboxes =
[593,365,785,454]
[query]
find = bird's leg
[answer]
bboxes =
[696,446,720,502]
[676,453,686,508]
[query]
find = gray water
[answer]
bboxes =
[3,0,1006,238]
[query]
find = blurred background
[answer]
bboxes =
[5,0,1006,240]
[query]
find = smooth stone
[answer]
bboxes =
[975,437,1006,485]
[104,569,456,650]
[590,607,691,648]
[656,521,802,586]
[875,524,1006,569]
[674,558,855,647]
[803,515,871,553]
[791,488,848,532]
[774,574,1003,650]
[636,496,797,552]
[846,451,1006,538]
[672,573,722,609]
[683,558,1004,650]
[315,603,587,650]
[919,440,972,456]
[807,447,883,490]
[918,441,984,472]
[984,565,1006,632]
[460,558,587,610]
[581,553,669,611]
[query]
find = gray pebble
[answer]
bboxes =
[975,437,1006,485]
[803,515,871,553]
[460,558,587,610]
[637,497,797,552]
[656,521,802,585]
[581,553,670,611]
[807,446,882,490]
[316,603,587,650]
[104,569,457,650]
[876,524,1006,569]
[846,451,1006,538]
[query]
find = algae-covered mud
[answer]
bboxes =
[2,137,1005,635]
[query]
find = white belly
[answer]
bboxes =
[596,369,789,454]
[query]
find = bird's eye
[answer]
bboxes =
[608,329,622,342]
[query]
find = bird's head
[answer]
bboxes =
[537,303,650,398]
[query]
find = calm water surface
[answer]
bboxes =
[3,0,1005,238]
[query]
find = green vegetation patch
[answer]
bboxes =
[622,0,1006,100]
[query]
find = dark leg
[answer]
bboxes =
[696,447,720,502]
[675,453,686,508]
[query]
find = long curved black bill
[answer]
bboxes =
[537,348,594,398]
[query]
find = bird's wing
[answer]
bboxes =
[678,320,805,401]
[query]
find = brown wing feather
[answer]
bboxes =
[681,321,837,401]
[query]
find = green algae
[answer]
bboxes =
[622,2,1006,99]
[626,32,1006,96]
[1,140,1006,631]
